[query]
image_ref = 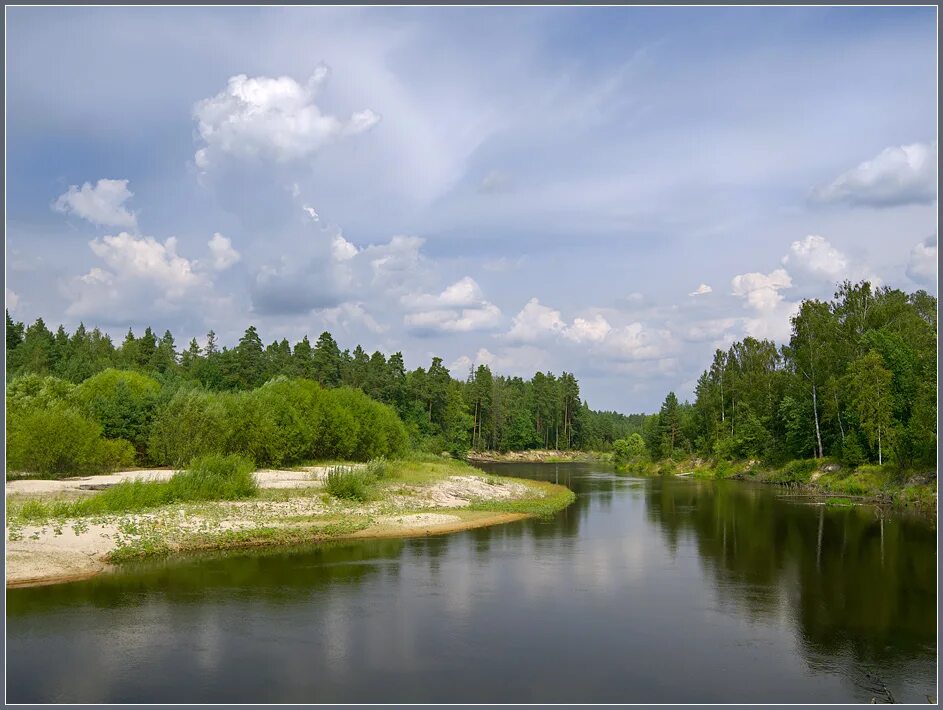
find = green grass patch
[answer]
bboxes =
[466,478,575,518]
[824,497,855,508]
[8,454,257,523]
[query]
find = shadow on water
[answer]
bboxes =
[6,462,936,703]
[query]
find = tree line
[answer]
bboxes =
[5,313,644,459]
[638,281,936,470]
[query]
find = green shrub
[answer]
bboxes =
[6,405,135,476]
[6,374,76,414]
[73,369,161,461]
[325,465,372,501]
[148,387,228,466]
[168,453,258,501]
[767,458,817,485]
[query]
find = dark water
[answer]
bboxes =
[6,463,937,703]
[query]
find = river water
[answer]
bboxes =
[6,463,937,703]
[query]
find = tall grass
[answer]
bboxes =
[11,454,257,522]
[324,457,391,502]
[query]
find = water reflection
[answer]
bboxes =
[6,463,936,703]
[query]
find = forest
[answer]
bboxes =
[5,279,935,476]
[637,281,937,471]
[5,310,643,474]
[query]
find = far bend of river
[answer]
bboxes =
[6,463,937,703]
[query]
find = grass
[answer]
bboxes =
[467,478,576,518]
[323,457,392,501]
[108,516,375,563]
[824,497,856,507]
[9,454,257,523]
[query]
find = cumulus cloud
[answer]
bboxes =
[65,232,212,319]
[207,232,241,270]
[781,235,848,282]
[688,283,712,297]
[303,205,320,222]
[364,235,427,291]
[906,234,937,287]
[321,302,386,334]
[566,314,612,344]
[402,277,502,334]
[812,141,937,208]
[730,268,792,311]
[506,298,567,343]
[600,323,676,362]
[193,69,380,169]
[52,179,137,229]
[505,298,675,362]
[404,303,502,334]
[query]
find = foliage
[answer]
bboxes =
[6,405,135,476]
[668,282,936,471]
[10,454,257,520]
[324,465,373,502]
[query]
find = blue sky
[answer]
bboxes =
[6,6,937,412]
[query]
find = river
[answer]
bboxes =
[6,462,937,703]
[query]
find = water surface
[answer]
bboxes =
[7,463,937,703]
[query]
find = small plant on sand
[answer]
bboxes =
[325,465,372,501]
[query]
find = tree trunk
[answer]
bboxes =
[878,427,882,466]
[812,382,823,459]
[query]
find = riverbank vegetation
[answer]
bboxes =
[6,313,642,476]
[606,281,936,509]
[5,457,575,585]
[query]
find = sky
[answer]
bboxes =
[5,6,938,412]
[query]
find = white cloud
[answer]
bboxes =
[66,232,212,319]
[730,268,792,311]
[193,69,380,168]
[6,288,20,311]
[812,141,937,208]
[566,314,612,344]
[365,235,427,291]
[320,302,386,334]
[207,232,241,270]
[52,179,137,229]
[601,323,676,362]
[781,235,848,282]
[402,277,502,334]
[331,234,359,262]
[688,283,712,297]
[88,233,201,297]
[906,234,937,287]
[506,298,566,342]
[303,205,320,221]
[404,302,502,334]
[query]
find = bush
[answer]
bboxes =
[324,465,372,501]
[73,369,161,462]
[6,374,76,414]
[147,379,410,468]
[6,405,135,476]
[766,458,817,485]
[148,387,228,467]
[168,453,258,501]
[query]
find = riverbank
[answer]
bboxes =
[5,459,575,588]
[466,449,604,464]
[624,457,937,514]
